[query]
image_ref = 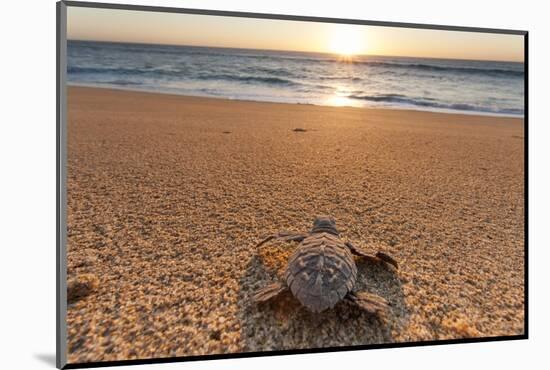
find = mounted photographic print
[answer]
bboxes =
[56,1,527,368]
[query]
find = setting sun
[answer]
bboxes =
[328,25,366,56]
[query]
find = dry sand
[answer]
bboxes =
[66,86,525,363]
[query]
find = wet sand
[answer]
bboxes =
[66,86,525,363]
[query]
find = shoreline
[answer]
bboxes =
[67,83,525,119]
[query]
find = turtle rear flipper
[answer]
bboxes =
[252,282,287,303]
[345,291,389,320]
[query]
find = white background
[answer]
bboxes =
[0,0,547,369]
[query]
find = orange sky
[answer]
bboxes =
[67,6,524,62]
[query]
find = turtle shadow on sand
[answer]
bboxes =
[236,244,410,352]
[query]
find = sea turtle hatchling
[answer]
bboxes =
[253,216,398,317]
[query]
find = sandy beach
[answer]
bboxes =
[66,86,525,363]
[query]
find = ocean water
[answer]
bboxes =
[67,40,524,117]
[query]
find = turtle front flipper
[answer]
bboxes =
[345,291,389,320]
[256,231,308,248]
[252,282,288,303]
[345,242,398,270]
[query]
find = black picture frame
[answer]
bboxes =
[56,1,528,368]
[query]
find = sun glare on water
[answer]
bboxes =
[328,25,366,58]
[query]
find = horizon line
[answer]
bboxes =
[67,38,524,64]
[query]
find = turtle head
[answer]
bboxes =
[311,216,339,235]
